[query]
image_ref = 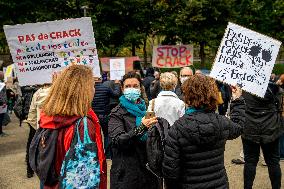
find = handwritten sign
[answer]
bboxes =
[110,58,125,80]
[152,45,193,68]
[4,17,101,86]
[210,22,281,97]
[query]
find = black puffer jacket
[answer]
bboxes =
[142,75,155,100]
[163,98,245,189]
[92,82,121,115]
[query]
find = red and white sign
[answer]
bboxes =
[152,45,193,68]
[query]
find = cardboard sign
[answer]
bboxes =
[152,45,193,68]
[100,57,139,73]
[4,17,101,86]
[210,22,282,97]
[110,58,125,80]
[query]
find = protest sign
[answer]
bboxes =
[152,45,193,68]
[4,17,101,86]
[110,58,125,80]
[4,64,14,81]
[100,57,139,73]
[210,22,282,97]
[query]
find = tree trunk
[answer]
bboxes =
[143,37,147,67]
[132,42,136,56]
[199,41,206,69]
[75,0,81,17]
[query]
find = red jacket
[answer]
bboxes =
[40,109,107,189]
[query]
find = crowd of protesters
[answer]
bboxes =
[0,65,283,189]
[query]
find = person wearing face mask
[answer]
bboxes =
[175,67,193,100]
[148,72,185,126]
[108,71,159,189]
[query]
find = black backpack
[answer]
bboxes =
[14,86,38,126]
[146,117,170,178]
[29,128,59,186]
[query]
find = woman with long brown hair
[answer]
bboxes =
[163,75,245,189]
[108,71,159,189]
[39,65,106,189]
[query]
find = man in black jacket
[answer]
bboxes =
[142,68,155,100]
[92,78,121,158]
[150,70,161,99]
[103,79,121,111]
[242,83,283,189]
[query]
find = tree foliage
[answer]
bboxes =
[0,0,283,67]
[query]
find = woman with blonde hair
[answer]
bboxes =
[163,75,245,189]
[38,65,106,189]
[148,72,185,126]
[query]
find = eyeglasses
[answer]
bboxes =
[180,75,191,77]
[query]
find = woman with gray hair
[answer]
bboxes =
[148,72,185,126]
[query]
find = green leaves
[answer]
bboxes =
[0,0,282,63]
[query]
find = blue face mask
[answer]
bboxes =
[124,88,141,102]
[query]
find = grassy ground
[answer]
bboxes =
[0,114,283,189]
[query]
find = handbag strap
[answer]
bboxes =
[151,99,155,112]
[75,118,83,144]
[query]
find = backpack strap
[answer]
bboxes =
[83,117,92,144]
[74,117,93,145]
[74,118,83,144]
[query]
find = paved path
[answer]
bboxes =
[0,114,283,189]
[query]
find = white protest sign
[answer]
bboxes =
[0,82,5,92]
[210,22,282,97]
[4,17,101,86]
[110,58,125,80]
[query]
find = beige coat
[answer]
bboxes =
[24,87,50,129]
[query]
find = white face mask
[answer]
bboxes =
[180,77,189,84]
[123,88,141,102]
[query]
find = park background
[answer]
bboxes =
[0,1,284,188]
